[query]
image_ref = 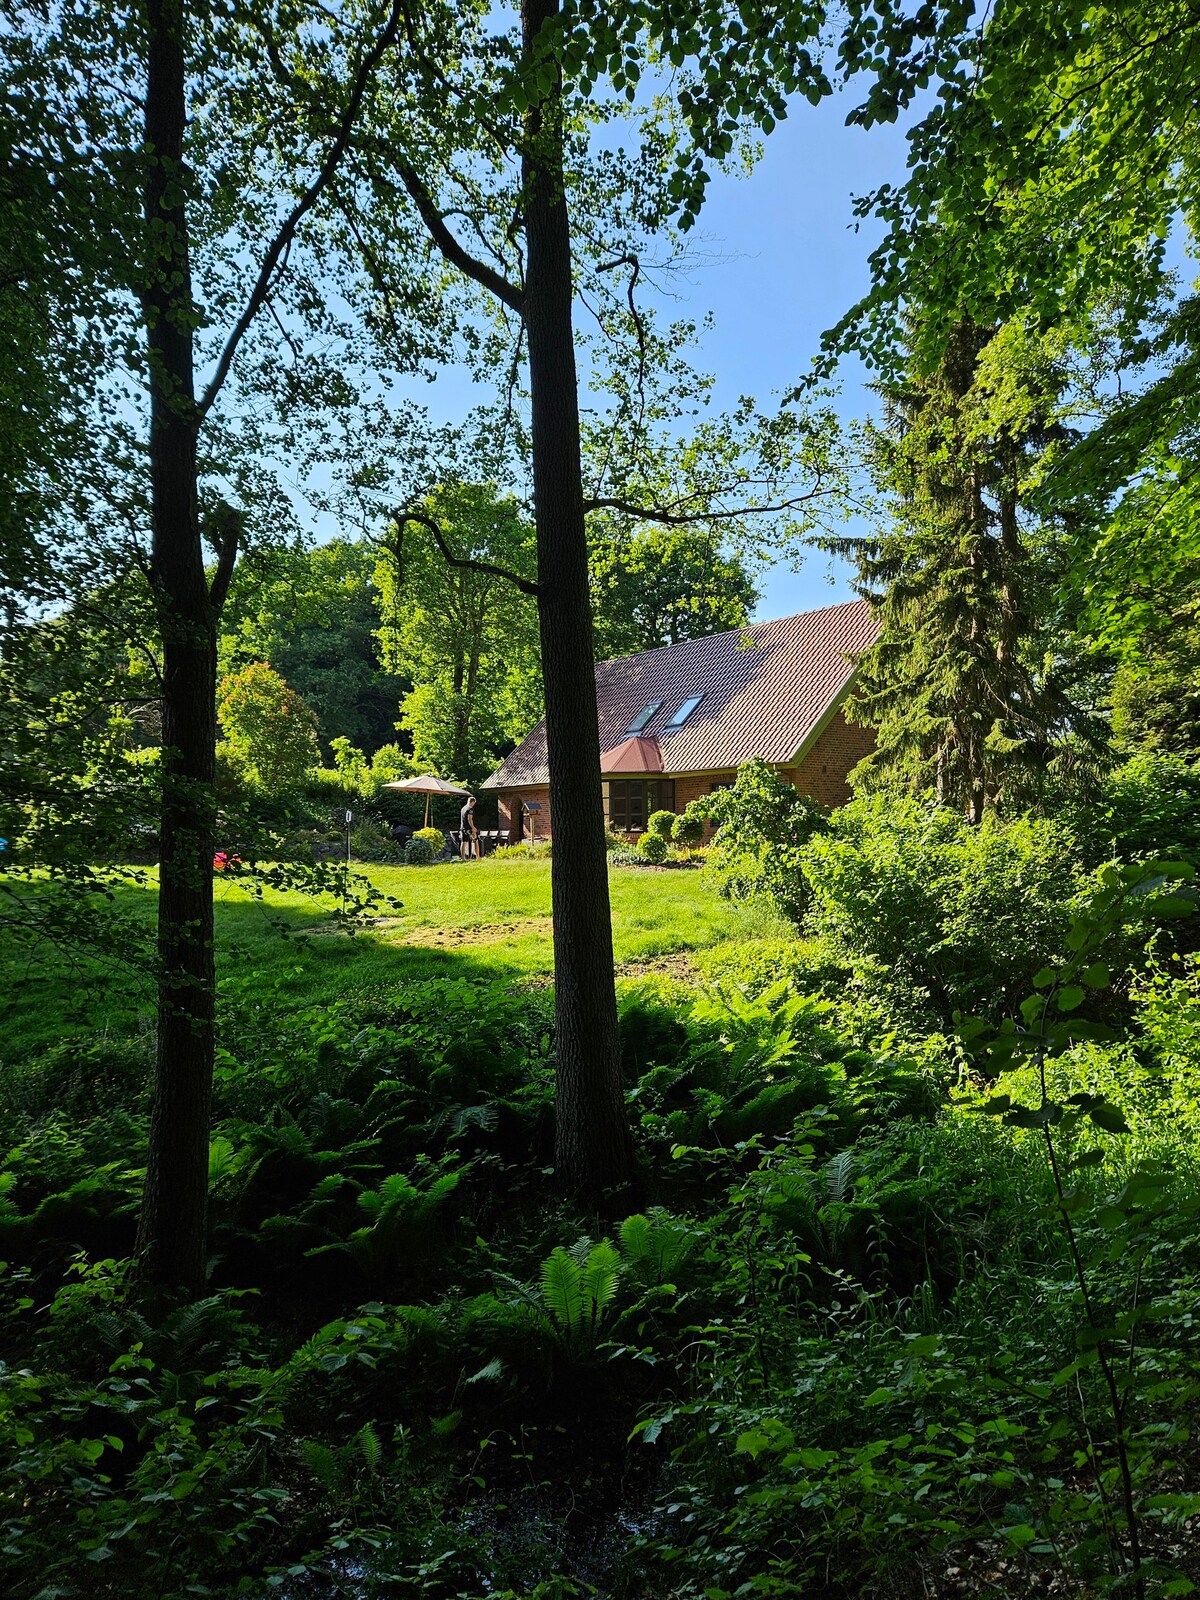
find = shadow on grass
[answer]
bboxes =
[1,876,552,1062]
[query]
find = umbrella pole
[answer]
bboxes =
[424,795,430,829]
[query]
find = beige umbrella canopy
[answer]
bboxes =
[383,774,470,829]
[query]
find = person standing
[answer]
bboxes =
[460,794,479,860]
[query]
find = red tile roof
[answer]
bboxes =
[482,598,878,790]
[599,735,663,773]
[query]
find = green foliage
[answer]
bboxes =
[800,793,1087,1030]
[404,835,437,866]
[1068,751,1200,869]
[217,662,320,794]
[953,859,1200,1595]
[1111,624,1200,760]
[671,810,704,847]
[375,484,541,785]
[413,826,446,852]
[646,809,676,840]
[219,539,406,753]
[637,830,668,864]
[697,757,827,921]
[590,520,757,659]
[841,319,1097,818]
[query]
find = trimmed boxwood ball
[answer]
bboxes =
[637,831,668,864]
[647,809,676,839]
[672,811,704,846]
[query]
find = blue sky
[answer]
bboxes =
[382,86,916,623]
[679,90,912,619]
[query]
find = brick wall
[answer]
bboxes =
[497,786,550,843]
[785,710,875,807]
[494,714,872,844]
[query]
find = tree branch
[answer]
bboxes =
[398,163,526,313]
[197,0,405,421]
[391,508,540,597]
[582,481,834,527]
[206,501,244,614]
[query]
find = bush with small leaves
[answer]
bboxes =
[647,809,676,840]
[414,827,446,854]
[672,811,704,847]
[638,831,668,864]
[405,835,436,866]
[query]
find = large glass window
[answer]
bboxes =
[604,779,676,833]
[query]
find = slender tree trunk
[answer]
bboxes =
[521,0,633,1202]
[135,0,215,1295]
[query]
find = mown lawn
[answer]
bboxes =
[1,859,785,1060]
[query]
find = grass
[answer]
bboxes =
[0,858,787,1060]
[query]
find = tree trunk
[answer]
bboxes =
[521,0,633,1203]
[135,0,215,1295]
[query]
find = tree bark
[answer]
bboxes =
[135,0,216,1295]
[521,0,633,1202]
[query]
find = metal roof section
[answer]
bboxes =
[481,598,878,790]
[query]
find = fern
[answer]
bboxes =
[300,1439,343,1495]
[580,1240,622,1325]
[825,1150,857,1207]
[540,1247,585,1336]
[356,1422,381,1474]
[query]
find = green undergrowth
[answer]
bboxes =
[3,851,1200,1598]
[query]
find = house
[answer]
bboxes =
[481,598,880,841]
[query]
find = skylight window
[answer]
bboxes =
[665,694,705,730]
[625,701,662,734]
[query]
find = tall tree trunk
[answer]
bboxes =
[521,0,633,1202]
[135,0,215,1295]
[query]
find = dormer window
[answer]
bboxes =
[665,694,704,730]
[625,701,662,735]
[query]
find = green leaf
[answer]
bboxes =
[1056,985,1086,1012]
[1032,966,1056,988]
[1007,1102,1061,1129]
[1088,1103,1130,1134]
[1081,963,1109,989]
[541,1247,585,1332]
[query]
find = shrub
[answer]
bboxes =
[404,835,436,866]
[413,826,446,854]
[1070,750,1200,867]
[217,662,319,792]
[603,828,626,852]
[646,809,676,840]
[700,758,827,920]
[349,819,397,861]
[637,831,668,864]
[672,811,704,847]
[800,794,1086,1030]
[609,846,643,866]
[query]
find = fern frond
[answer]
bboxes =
[581,1240,621,1322]
[825,1151,856,1206]
[357,1422,382,1473]
[540,1247,585,1335]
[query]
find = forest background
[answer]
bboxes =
[2,0,1200,1597]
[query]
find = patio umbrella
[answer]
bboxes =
[383,774,470,829]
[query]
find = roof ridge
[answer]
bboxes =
[593,596,870,670]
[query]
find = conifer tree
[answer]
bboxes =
[841,319,1094,820]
